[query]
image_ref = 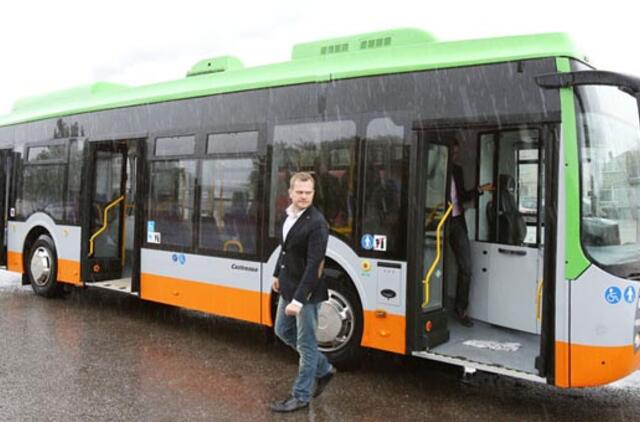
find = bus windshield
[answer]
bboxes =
[576,84,640,278]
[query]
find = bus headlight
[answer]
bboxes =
[635,333,640,349]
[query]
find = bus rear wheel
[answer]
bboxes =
[28,235,63,298]
[318,274,363,369]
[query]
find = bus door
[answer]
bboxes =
[86,139,143,289]
[0,149,12,266]
[470,128,543,334]
[411,131,452,349]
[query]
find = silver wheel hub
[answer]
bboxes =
[30,246,52,286]
[317,289,355,353]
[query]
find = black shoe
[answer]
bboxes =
[313,366,336,398]
[270,395,309,413]
[454,311,474,327]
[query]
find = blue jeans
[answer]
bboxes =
[275,296,332,402]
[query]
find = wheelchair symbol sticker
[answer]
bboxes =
[604,286,622,304]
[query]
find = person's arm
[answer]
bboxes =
[272,217,283,279]
[273,251,281,278]
[461,184,493,202]
[458,168,493,202]
[292,221,329,306]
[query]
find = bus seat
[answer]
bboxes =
[486,174,526,245]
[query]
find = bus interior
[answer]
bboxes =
[86,139,142,295]
[415,125,551,378]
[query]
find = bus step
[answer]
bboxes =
[412,350,545,383]
[90,278,136,295]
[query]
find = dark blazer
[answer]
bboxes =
[452,164,480,215]
[273,206,329,304]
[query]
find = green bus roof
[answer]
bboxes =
[0,28,582,127]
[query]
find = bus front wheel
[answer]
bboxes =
[318,273,363,369]
[28,235,63,298]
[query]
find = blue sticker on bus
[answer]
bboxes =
[172,253,178,263]
[179,254,186,265]
[604,286,622,304]
[624,286,636,304]
[361,234,374,250]
[148,220,155,233]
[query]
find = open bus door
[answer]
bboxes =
[84,139,144,293]
[409,130,452,349]
[0,149,12,266]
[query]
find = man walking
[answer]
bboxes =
[270,172,336,413]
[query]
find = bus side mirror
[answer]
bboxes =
[535,70,640,94]
[536,70,640,125]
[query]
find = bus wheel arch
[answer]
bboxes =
[319,259,364,369]
[268,258,364,369]
[23,228,63,297]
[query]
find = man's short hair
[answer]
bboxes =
[289,172,315,190]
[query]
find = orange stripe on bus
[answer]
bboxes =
[362,310,406,355]
[555,341,570,388]
[58,259,81,285]
[141,273,267,325]
[7,252,81,286]
[261,293,274,327]
[556,341,640,387]
[7,251,23,274]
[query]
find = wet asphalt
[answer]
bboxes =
[1,270,639,421]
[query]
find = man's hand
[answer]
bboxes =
[272,277,280,293]
[478,183,495,193]
[285,301,302,316]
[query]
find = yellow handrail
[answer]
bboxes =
[536,279,544,321]
[89,195,125,257]
[223,239,244,253]
[422,202,453,308]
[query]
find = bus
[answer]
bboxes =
[1,28,639,388]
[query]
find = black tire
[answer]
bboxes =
[27,235,63,298]
[318,272,364,370]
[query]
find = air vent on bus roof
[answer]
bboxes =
[291,28,436,60]
[186,56,244,77]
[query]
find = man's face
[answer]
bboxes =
[289,179,315,211]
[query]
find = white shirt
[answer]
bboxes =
[282,204,306,241]
[450,178,463,217]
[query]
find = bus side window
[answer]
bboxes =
[361,117,405,255]
[18,142,68,222]
[198,131,259,255]
[148,135,197,248]
[269,120,357,243]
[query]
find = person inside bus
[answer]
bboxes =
[314,157,349,230]
[449,140,493,327]
[270,172,335,413]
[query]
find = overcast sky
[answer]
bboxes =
[1,0,638,115]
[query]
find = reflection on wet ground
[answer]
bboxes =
[1,272,639,421]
